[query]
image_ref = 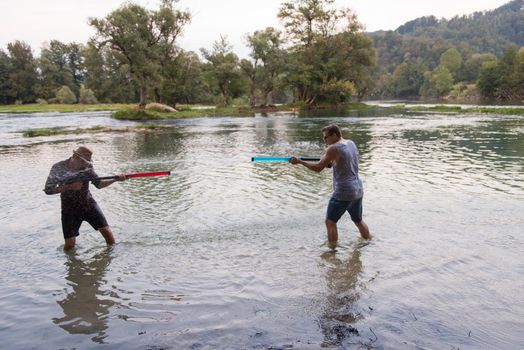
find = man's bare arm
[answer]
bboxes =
[290,146,338,172]
[93,175,127,189]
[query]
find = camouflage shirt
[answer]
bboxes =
[44,158,102,213]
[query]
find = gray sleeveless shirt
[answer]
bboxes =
[332,140,363,201]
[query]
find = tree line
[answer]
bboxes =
[1,0,523,107]
[0,0,375,108]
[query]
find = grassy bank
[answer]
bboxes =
[4,101,524,119]
[467,106,524,114]
[403,104,524,114]
[22,124,173,137]
[111,105,288,120]
[0,103,286,118]
[0,103,133,113]
[112,102,376,120]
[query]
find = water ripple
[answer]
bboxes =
[0,111,522,349]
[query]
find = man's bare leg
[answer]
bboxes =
[64,237,76,251]
[99,226,115,245]
[355,220,371,240]
[325,219,339,249]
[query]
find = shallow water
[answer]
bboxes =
[0,110,523,349]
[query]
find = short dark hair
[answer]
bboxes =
[322,124,342,138]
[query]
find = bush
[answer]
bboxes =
[448,83,480,103]
[36,98,48,105]
[79,86,98,104]
[56,86,77,104]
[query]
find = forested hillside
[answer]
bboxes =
[370,0,524,102]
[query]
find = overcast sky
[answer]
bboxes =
[0,0,510,58]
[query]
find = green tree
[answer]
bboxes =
[514,47,524,99]
[79,85,98,104]
[201,36,245,106]
[82,43,106,100]
[89,0,190,108]
[245,27,286,106]
[338,32,376,100]
[37,40,80,99]
[6,41,38,103]
[433,66,454,96]
[475,45,524,102]
[278,0,374,105]
[82,43,137,103]
[477,60,499,100]
[0,49,11,104]
[66,42,85,95]
[239,58,257,106]
[278,0,361,47]
[460,53,497,83]
[420,66,454,97]
[390,59,427,98]
[497,45,520,100]
[439,47,462,78]
[285,29,375,104]
[56,85,77,104]
[159,50,207,106]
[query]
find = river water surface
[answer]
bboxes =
[0,110,522,349]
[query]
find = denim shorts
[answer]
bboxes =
[326,196,363,223]
[61,203,108,239]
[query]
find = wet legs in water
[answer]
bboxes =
[63,226,115,251]
[64,237,76,251]
[99,226,115,245]
[325,219,371,249]
[355,220,371,240]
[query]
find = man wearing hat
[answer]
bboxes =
[44,146,126,250]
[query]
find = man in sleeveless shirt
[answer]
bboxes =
[290,124,371,249]
[44,146,126,251]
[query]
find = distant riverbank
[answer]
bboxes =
[4,101,524,139]
[3,101,524,117]
[0,103,132,114]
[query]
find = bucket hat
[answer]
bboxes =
[72,146,93,164]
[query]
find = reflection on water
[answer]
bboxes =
[53,248,115,344]
[319,244,367,347]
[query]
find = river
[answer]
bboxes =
[0,110,522,349]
